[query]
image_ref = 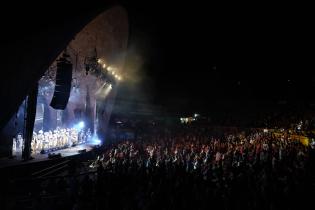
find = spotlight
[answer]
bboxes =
[73,121,85,130]
[91,134,101,145]
[103,64,106,68]
[78,121,85,129]
[97,59,102,64]
[108,66,118,72]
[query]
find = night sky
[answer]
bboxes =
[1,2,314,115]
[124,2,314,114]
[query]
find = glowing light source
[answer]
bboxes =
[97,59,102,64]
[73,121,85,130]
[103,64,106,68]
[91,134,101,145]
[78,121,85,129]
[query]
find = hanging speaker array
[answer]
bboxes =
[50,52,72,110]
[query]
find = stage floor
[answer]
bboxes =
[0,143,96,169]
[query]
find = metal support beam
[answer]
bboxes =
[22,83,38,160]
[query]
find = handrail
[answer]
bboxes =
[31,160,70,176]
[14,169,97,183]
[38,164,69,178]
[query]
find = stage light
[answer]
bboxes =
[97,59,102,64]
[103,64,106,68]
[97,83,112,99]
[73,121,85,130]
[78,121,85,129]
[91,134,101,145]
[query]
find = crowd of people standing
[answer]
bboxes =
[3,123,315,210]
[88,125,315,210]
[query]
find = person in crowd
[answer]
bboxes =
[5,116,315,210]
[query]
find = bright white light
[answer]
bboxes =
[73,121,85,130]
[103,64,106,68]
[78,121,85,129]
[91,134,101,145]
[97,59,102,64]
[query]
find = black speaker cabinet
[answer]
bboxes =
[50,55,72,110]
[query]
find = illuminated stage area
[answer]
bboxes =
[0,142,97,169]
[0,6,129,160]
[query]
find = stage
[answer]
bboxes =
[0,143,97,169]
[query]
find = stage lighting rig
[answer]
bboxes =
[84,48,99,76]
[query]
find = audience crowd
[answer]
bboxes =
[90,125,315,210]
[2,122,315,210]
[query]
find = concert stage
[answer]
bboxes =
[0,143,97,169]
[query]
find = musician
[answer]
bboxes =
[17,134,23,153]
[12,137,17,156]
[37,130,44,151]
[31,132,37,154]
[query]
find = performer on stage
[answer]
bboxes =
[31,132,37,154]
[44,132,49,150]
[12,137,17,156]
[29,126,91,153]
[17,134,23,153]
[37,130,44,152]
[86,128,92,142]
[48,130,53,149]
[52,130,57,148]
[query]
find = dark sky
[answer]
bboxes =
[123,2,315,114]
[124,2,217,111]
[2,1,314,115]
